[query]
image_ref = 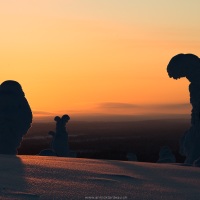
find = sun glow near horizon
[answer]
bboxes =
[0,0,199,117]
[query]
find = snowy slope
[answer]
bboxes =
[0,155,200,200]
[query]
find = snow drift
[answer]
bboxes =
[1,155,200,200]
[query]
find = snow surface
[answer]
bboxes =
[1,155,200,200]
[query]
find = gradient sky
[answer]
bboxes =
[0,0,200,117]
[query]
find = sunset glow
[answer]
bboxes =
[1,0,200,118]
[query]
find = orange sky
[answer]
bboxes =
[0,0,200,118]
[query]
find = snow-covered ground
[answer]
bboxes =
[0,155,200,200]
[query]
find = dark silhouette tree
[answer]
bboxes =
[0,80,32,154]
[167,54,200,164]
[39,115,70,157]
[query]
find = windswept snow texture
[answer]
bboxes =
[1,155,200,200]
